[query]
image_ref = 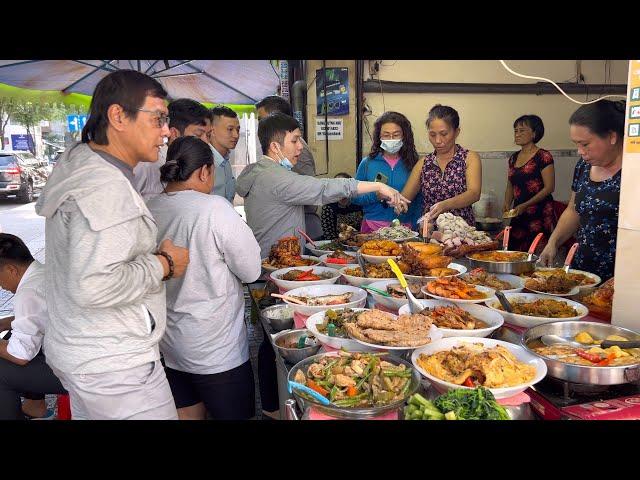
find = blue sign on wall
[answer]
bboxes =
[67,114,88,132]
[11,134,34,152]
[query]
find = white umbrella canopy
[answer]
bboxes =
[0,60,280,104]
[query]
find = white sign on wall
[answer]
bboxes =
[315,118,343,140]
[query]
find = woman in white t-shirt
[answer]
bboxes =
[147,136,262,420]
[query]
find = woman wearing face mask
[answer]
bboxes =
[539,100,625,281]
[351,111,423,232]
[399,104,482,227]
[146,136,262,420]
[320,173,364,239]
[504,114,556,252]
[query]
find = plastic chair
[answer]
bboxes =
[56,394,71,420]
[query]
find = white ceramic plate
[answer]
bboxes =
[403,263,468,282]
[422,283,495,304]
[338,266,394,287]
[484,292,589,328]
[283,284,368,317]
[349,324,443,352]
[305,308,376,351]
[411,337,547,399]
[359,251,401,264]
[461,272,524,294]
[533,267,602,292]
[270,266,341,292]
[365,279,411,311]
[319,252,358,270]
[261,255,320,274]
[398,300,504,338]
[306,240,338,257]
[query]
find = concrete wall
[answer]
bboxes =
[304,60,627,210]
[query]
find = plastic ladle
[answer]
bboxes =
[563,243,579,273]
[387,258,423,314]
[297,228,317,248]
[528,233,544,261]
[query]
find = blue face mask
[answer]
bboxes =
[381,139,403,154]
[279,157,294,171]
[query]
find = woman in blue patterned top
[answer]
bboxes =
[540,100,625,281]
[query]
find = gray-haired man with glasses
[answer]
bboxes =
[35,69,190,420]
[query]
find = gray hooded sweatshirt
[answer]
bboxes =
[35,142,166,375]
[236,156,358,258]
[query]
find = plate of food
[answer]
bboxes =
[282,284,368,317]
[372,223,419,242]
[364,279,429,311]
[576,278,613,321]
[359,240,402,264]
[344,308,443,352]
[288,351,421,418]
[319,250,358,269]
[484,292,589,328]
[261,236,321,273]
[305,308,383,351]
[411,337,547,399]
[339,264,395,287]
[462,268,524,293]
[403,263,467,282]
[531,267,601,292]
[398,300,504,338]
[305,239,343,257]
[422,277,495,304]
[270,266,341,292]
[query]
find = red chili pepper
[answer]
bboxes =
[463,377,475,388]
[576,349,602,364]
[597,352,617,366]
[296,269,317,280]
[327,257,348,264]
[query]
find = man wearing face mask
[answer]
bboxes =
[133,99,211,201]
[352,111,424,232]
[236,113,410,258]
[208,106,239,203]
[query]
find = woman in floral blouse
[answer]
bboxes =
[504,115,556,252]
[398,104,481,226]
[540,100,624,281]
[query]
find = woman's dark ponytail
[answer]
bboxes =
[160,136,213,183]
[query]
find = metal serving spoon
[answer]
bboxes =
[387,258,423,314]
[356,251,369,279]
[494,290,513,313]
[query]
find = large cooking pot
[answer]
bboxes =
[521,321,640,385]
[466,229,542,275]
[466,250,538,275]
[287,351,420,419]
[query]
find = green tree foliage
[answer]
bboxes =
[5,100,71,153]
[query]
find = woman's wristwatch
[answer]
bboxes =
[157,251,175,281]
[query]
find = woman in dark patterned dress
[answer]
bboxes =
[320,173,364,239]
[398,105,481,226]
[504,115,556,252]
[540,100,625,281]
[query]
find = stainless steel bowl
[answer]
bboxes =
[260,304,294,332]
[521,321,640,385]
[287,352,420,419]
[272,328,321,364]
[467,250,538,274]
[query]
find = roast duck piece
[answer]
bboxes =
[396,242,453,276]
[441,240,500,258]
[266,237,310,267]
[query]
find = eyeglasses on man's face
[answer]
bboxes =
[137,108,170,128]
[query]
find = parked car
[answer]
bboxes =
[0,150,49,203]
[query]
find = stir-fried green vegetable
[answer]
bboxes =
[404,388,510,420]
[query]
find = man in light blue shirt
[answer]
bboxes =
[208,106,239,203]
